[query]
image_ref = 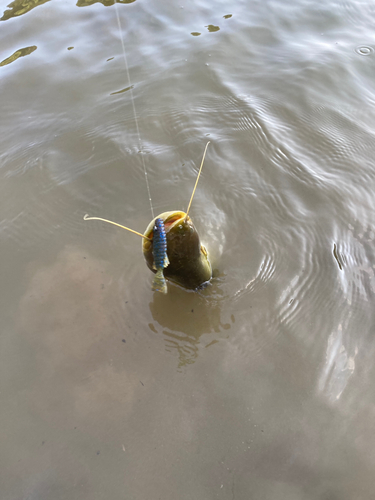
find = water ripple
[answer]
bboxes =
[355,45,374,56]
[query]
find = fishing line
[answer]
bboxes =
[114,1,155,219]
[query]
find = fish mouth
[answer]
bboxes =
[162,211,188,231]
[143,211,190,240]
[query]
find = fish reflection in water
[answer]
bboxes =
[149,284,233,368]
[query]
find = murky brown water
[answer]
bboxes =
[1,0,375,499]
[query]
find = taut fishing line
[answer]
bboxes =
[114,0,155,219]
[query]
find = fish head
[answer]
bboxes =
[143,211,212,290]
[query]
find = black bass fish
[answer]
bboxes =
[143,211,211,290]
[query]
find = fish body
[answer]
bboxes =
[143,211,212,290]
[151,218,169,293]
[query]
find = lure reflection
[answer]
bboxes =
[84,142,212,292]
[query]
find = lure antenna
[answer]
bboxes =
[83,214,151,241]
[185,141,210,221]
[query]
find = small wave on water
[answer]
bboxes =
[355,45,374,56]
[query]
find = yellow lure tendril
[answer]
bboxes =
[185,141,210,220]
[83,214,151,241]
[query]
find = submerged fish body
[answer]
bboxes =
[151,218,169,294]
[143,211,212,290]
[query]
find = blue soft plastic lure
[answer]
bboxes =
[152,218,169,293]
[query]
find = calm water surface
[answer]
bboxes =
[1,0,375,498]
